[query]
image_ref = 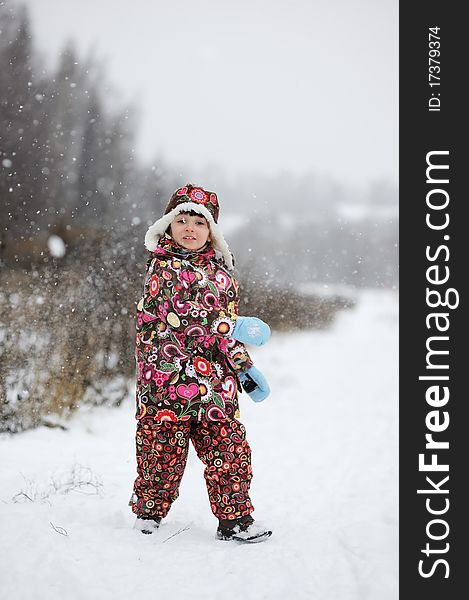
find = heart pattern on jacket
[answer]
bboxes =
[176,383,199,400]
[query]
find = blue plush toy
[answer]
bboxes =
[233,316,271,346]
[239,366,271,402]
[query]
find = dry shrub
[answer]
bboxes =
[0,237,353,433]
[0,254,137,433]
[239,278,355,331]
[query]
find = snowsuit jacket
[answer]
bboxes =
[135,236,253,423]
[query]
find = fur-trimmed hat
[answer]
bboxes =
[144,184,234,270]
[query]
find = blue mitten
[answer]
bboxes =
[239,366,270,402]
[233,316,271,346]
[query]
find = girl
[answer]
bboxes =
[130,184,272,543]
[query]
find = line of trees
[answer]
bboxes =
[1,2,398,287]
[1,2,153,261]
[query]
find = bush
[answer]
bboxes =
[239,278,354,331]
[0,240,353,432]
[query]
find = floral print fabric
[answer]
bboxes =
[131,418,254,520]
[135,236,252,423]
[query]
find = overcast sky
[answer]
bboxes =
[22,0,398,188]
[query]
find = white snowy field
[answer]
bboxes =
[0,289,398,600]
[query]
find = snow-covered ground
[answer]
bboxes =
[0,289,398,600]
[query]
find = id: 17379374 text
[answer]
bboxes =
[428,26,441,112]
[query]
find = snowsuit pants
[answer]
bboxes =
[131,418,254,521]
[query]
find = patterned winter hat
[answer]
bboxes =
[144,184,234,270]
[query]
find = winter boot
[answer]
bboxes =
[134,516,161,535]
[216,515,272,543]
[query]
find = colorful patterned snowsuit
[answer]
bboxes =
[131,236,255,521]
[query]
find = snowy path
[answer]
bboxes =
[0,290,398,600]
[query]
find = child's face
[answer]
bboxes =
[170,212,211,251]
